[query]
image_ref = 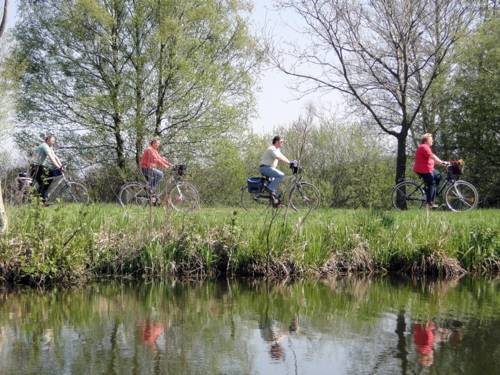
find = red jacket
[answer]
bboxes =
[140,146,170,169]
[413,143,434,174]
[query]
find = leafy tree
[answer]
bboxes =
[440,17,500,206]
[191,138,247,206]
[10,0,261,173]
[277,114,394,208]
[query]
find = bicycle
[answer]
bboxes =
[118,164,200,211]
[6,168,89,205]
[240,162,321,211]
[392,161,478,212]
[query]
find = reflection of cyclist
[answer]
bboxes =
[140,137,174,192]
[412,133,447,208]
[31,135,64,203]
[413,320,436,367]
[259,136,292,204]
[140,319,165,352]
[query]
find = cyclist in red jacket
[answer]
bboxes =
[413,133,447,208]
[140,137,174,192]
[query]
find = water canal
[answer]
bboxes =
[0,277,499,374]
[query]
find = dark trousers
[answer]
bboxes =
[31,165,62,202]
[418,170,441,204]
[142,168,163,192]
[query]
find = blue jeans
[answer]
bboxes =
[418,170,441,204]
[142,168,163,192]
[259,166,284,193]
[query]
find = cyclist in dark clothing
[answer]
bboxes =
[32,135,63,203]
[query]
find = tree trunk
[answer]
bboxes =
[395,311,408,375]
[113,116,126,170]
[1,0,8,234]
[0,181,7,234]
[395,131,408,184]
[0,0,8,37]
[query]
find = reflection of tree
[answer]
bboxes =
[396,311,409,375]
[106,320,119,375]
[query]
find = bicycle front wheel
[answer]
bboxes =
[168,182,200,211]
[59,182,90,203]
[118,183,149,207]
[392,180,425,210]
[288,182,320,211]
[445,180,478,212]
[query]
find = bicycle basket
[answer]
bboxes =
[448,160,464,176]
[247,177,264,193]
[174,164,186,176]
[16,172,33,189]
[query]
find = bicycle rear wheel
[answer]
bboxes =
[118,183,149,207]
[4,188,30,206]
[59,182,90,203]
[445,180,478,212]
[168,182,200,211]
[288,182,320,211]
[392,180,425,210]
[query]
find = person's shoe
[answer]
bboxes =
[149,194,159,205]
[270,192,280,207]
[426,203,439,209]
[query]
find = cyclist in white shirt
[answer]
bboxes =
[259,136,292,203]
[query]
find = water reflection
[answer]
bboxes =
[0,277,499,374]
[140,320,166,352]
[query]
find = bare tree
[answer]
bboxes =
[275,0,474,183]
[0,0,8,234]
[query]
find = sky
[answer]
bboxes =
[1,0,345,135]
[248,0,345,133]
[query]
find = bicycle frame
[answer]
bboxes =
[140,166,187,196]
[11,169,88,204]
[418,170,458,199]
[242,165,315,209]
[120,165,199,210]
[393,165,477,211]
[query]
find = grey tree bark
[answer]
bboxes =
[0,0,8,234]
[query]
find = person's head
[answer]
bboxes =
[421,133,433,146]
[269,342,285,360]
[150,137,161,149]
[45,135,56,146]
[272,135,284,148]
[418,352,434,367]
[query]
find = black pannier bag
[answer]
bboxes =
[247,177,264,193]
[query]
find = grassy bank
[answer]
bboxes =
[0,204,499,285]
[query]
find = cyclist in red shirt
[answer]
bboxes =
[140,137,174,192]
[413,133,447,208]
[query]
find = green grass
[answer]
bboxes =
[1,203,499,285]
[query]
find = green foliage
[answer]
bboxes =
[10,0,262,170]
[275,118,394,208]
[0,202,94,285]
[1,205,499,286]
[439,18,500,206]
[190,139,247,206]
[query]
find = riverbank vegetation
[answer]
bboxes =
[0,204,498,286]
